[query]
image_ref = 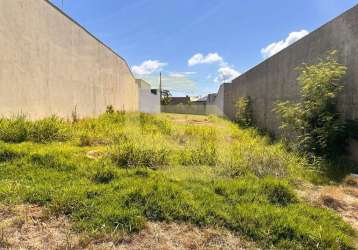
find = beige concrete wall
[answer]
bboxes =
[222,4,358,132]
[0,0,138,119]
[162,103,224,116]
[136,79,160,114]
[162,103,207,115]
[208,5,358,161]
[206,84,227,117]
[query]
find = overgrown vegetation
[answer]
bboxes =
[0,115,70,144]
[274,51,348,157]
[0,112,356,249]
[160,89,172,105]
[235,96,253,128]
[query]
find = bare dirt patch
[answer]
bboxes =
[164,114,214,126]
[111,222,257,250]
[297,181,358,231]
[0,204,256,250]
[0,204,75,249]
[86,150,105,160]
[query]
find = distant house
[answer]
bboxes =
[167,96,191,105]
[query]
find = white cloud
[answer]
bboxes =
[169,72,185,77]
[169,72,197,78]
[261,30,309,59]
[132,60,167,75]
[188,53,224,66]
[215,66,240,83]
[187,52,239,84]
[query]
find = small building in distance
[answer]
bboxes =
[136,79,160,114]
[161,95,209,115]
[167,96,191,105]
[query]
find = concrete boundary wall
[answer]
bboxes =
[208,5,358,160]
[206,83,226,116]
[161,103,207,115]
[220,4,358,132]
[136,79,160,114]
[0,0,139,119]
[161,103,223,116]
[164,83,228,116]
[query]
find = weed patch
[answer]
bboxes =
[110,137,171,168]
[0,113,355,249]
[28,116,71,143]
[92,167,116,184]
[0,115,29,143]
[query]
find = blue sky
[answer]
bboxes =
[51,0,357,96]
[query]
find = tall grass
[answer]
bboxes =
[110,135,171,169]
[0,115,71,143]
[0,112,355,249]
[0,115,29,143]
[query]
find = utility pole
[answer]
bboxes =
[159,72,162,102]
[61,0,64,9]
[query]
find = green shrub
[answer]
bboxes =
[274,51,348,157]
[0,115,29,143]
[235,96,253,128]
[28,116,71,143]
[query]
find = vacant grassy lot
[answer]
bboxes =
[0,112,356,249]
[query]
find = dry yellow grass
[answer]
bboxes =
[298,183,358,232]
[0,205,256,250]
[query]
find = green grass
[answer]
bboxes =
[0,112,356,249]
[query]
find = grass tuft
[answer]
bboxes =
[110,137,171,169]
[0,115,29,143]
[28,116,71,143]
[92,167,117,184]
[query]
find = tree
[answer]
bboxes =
[274,51,347,157]
[161,89,172,105]
[235,96,253,128]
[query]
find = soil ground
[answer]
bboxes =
[0,204,257,250]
